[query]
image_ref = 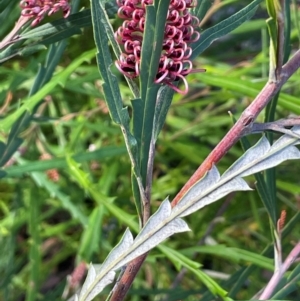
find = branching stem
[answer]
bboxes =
[108,45,300,301]
[171,48,300,207]
[259,241,300,300]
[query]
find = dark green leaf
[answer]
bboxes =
[191,0,263,60]
[19,10,91,41]
[90,0,143,217]
[134,1,169,183]
[192,0,213,21]
[3,146,126,177]
[0,137,22,167]
[79,206,104,261]
[153,86,174,141]
[271,263,300,299]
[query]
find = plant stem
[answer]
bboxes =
[0,16,30,50]
[259,241,300,300]
[109,45,300,301]
[171,48,300,207]
[109,104,158,301]
[109,255,148,301]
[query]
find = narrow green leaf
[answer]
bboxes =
[90,0,143,218]
[277,180,300,194]
[133,1,170,184]
[91,190,138,231]
[3,146,126,177]
[283,0,291,63]
[103,1,118,18]
[0,0,19,38]
[94,2,139,98]
[159,244,201,270]
[79,206,104,261]
[159,245,230,299]
[0,44,21,64]
[0,49,95,132]
[184,245,273,270]
[29,169,88,226]
[0,137,22,167]
[90,0,126,125]
[25,189,41,301]
[66,156,91,191]
[271,264,300,299]
[139,3,168,99]
[1,39,83,180]
[266,0,277,19]
[192,0,213,21]
[266,18,278,79]
[153,86,174,141]
[31,40,69,92]
[19,10,92,41]
[19,44,47,56]
[191,0,262,59]
[196,73,300,115]
[64,152,139,230]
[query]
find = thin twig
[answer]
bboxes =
[273,221,283,278]
[259,241,300,300]
[251,117,300,131]
[244,117,300,139]
[171,48,300,207]
[109,252,148,301]
[0,91,13,115]
[0,16,30,50]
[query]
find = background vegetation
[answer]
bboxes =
[0,0,299,301]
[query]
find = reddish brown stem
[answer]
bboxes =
[171,48,300,207]
[259,241,300,300]
[109,254,147,301]
[0,16,30,50]
[109,48,300,301]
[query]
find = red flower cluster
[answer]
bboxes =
[20,0,71,26]
[115,0,203,94]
